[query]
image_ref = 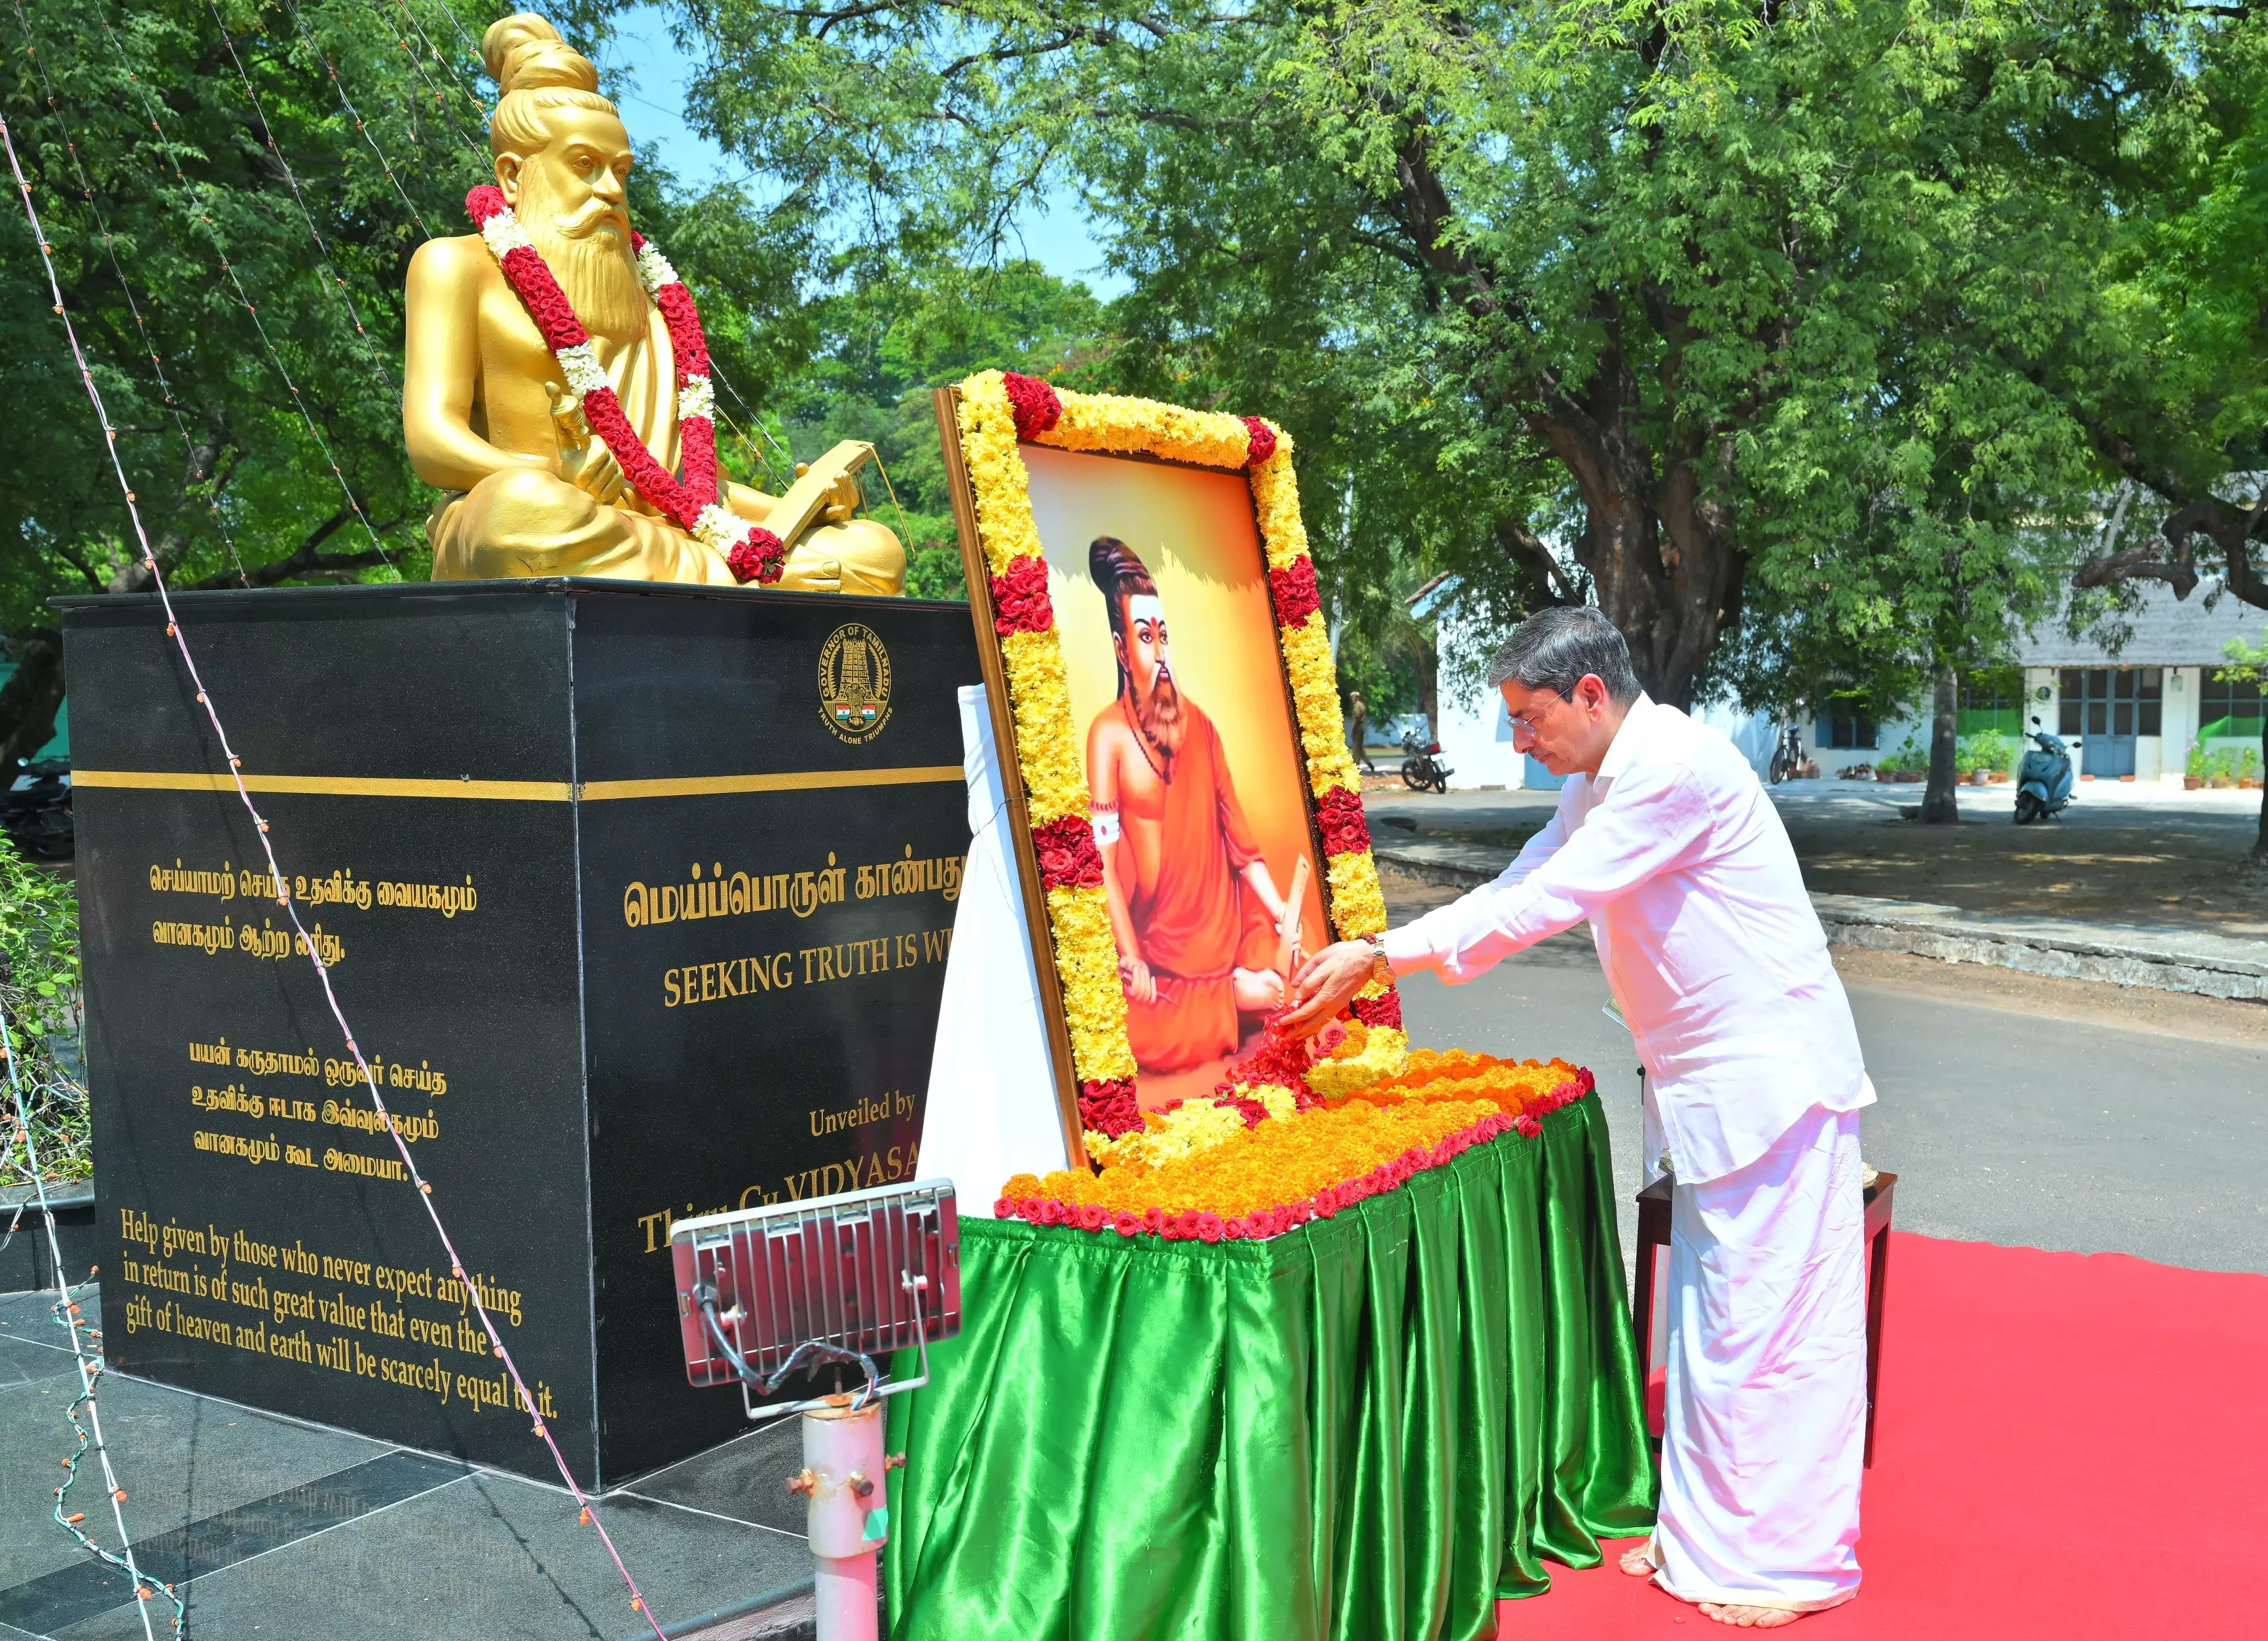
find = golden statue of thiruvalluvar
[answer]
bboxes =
[403,14,904,594]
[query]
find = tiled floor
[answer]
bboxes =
[0,1291,811,1640]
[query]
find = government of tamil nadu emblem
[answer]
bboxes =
[818,622,893,744]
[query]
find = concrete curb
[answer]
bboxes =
[1372,841,2268,1003]
[1810,894,2268,1003]
[1373,838,1511,889]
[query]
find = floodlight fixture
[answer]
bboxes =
[669,1179,962,1641]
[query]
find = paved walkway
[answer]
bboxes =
[0,1288,813,1640]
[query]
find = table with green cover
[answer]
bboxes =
[885,1090,1656,1641]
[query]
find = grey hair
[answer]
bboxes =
[1484,607,1643,705]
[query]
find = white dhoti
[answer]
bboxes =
[1653,1103,1867,1613]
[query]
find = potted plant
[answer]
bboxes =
[2185,740,2207,791]
[2208,748,2237,789]
[2242,748,2264,791]
[1957,729,2011,786]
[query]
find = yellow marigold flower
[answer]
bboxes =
[1017,1096,1505,1221]
[1089,1097,1251,1169]
[1325,851,1389,938]
[1304,1023,1410,1099]
[1044,884,1136,1082]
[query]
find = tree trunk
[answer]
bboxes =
[1533,402,1743,711]
[0,629,65,775]
[1381,136,1746,712]
[1416,640,1439,746]
[1921,663,1960,824]
[2257,716,2267,860]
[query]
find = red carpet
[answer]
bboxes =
[1501,1232,2268,1638]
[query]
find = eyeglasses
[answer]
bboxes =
[1503,687,1574,745]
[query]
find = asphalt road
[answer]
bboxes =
[1397,927,2268,1277]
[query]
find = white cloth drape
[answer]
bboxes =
[917,686,1071,1212]
[1653,1103,1868,1612]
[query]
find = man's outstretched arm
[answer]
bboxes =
[1283,769,1709,1030]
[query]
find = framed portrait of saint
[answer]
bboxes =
[936,375,1397,1164]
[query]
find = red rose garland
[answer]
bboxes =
[1077,1077,1142,1139]
[1242,415,1277,468]
[1032,814,1105,891]
[1349,991,1404,1031]
[1269,556,1323,627]
[466,187,783,584]
[1001,371,1063,439]
[1261,535,1404,1031]
[989,555,1055,635]
[1314,786,1372,856]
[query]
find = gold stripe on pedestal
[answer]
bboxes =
[71,766,965,802]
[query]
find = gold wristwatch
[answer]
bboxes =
[1362,932,1392,986]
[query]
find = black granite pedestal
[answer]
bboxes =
[59,580,979,1488]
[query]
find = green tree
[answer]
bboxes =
[671,0,2118,712]
[2021,6,2268,853]
[0,0,826,762]
[776,255,1109,600]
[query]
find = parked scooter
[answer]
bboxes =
[0,758,72,860]
[1399,730,1452,794]
[2013,718,2077,825]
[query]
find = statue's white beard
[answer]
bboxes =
[517,168,648,344]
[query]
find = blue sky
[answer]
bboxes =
[600,5,1126,296]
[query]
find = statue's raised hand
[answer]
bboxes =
[547,381,631,507]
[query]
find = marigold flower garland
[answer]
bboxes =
[466,186,782,583]
[953,370,1401,1145]
[997,1054,1594,1241]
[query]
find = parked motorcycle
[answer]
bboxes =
[1399,731,1452,794]
[1768,724,1807,785]
[1,758,72,860]
[2013,718,2077,825]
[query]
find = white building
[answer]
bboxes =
[1421,579,1863,790]
[2011,583,2265,783]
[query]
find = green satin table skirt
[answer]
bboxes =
[884,1090,1656,1641]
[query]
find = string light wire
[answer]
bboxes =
[0,1006,174,1641]
[0,105,673,1641]
[274,0,432,235]
[6,2,250,588]
[90,10,400,576]
[202,0,401,385]
[380,0,491,140]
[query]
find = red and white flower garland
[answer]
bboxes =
[464,185,782,584]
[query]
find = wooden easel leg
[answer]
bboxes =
[1863,1223,1890,1467]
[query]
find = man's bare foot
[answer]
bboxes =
[1618,1545,1658,1577]
[1698,1602,1801,1628]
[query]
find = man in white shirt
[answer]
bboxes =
[1285,608,1871,1627]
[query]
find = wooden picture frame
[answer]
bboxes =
[934,375,1403,1163]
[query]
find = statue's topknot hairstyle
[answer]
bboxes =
[483,14,616,159]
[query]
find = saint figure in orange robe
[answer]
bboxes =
[1085,537,1293,1073]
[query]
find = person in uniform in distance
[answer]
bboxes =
[1283,606,1873,1629]
[1346,688,1373,774]
[402,14,904,592]
[1085,537,1294,1075]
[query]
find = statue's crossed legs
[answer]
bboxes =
[428,467,905,593]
